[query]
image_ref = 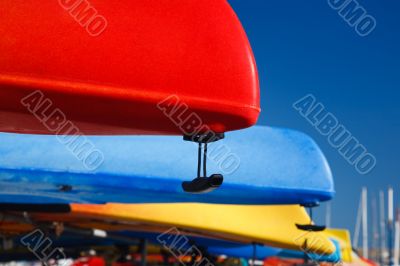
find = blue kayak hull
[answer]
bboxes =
[208,241,341,262]
[0,126,334,204]
[9,230,338,263]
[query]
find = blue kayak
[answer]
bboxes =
[135,230,340,263]
[209,240,341,263]
[5,231,341,263]
[10,230,339,263]
[0,126,334,204]
[208,245,281,260]
[277,239,341,263]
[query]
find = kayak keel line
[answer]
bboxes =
[182,133,225,193]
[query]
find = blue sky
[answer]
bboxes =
[228,0,400,241]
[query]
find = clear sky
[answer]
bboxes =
[228,0,400,240]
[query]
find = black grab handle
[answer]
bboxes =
[296,202,326,232]
[182,174,223,193]
[295,224,326,232]
[182,132,225,193]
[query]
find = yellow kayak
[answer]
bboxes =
[66,203,335,255]
[325,229,375,265]
[0,203,335,255]
[324,229,353,263]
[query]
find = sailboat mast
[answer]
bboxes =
[362,187,368,259]
[379,190,386,264]
[388,187,394,266]
[372,195,379,262]
[326,202,331,228]
[354,189,363,248]
[394,208,400,266]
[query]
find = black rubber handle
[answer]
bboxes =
[295,223,326,232]
[182,174,223,193]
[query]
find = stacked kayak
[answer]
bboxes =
[0,126,334,205]
[0,0,259,135]
[323,229,377,266]
[0,231,338,264]
[0,1,343,265]
[208,239,341,263]
[0,204,334,254]
[0,203,338,265]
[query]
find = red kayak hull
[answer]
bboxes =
[0,0,260,135]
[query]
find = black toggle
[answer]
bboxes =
[182,174,223,193]
[182,132,224,193]
[295,224,326,232]
[295,202,326,232]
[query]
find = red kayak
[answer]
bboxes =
[0,0,260,135]
[72,256,106,266]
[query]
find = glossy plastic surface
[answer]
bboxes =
[0,0,260,135]
[0,126,334,204]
